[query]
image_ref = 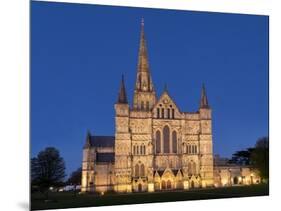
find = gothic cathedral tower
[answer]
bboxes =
[198,85,214,187]
[114,75,132,192]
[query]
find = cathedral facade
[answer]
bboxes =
[81,20,215,193]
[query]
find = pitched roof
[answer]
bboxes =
[96,152,115,163]
[84,135,115,148]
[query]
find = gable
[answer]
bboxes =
[152,91,181,119]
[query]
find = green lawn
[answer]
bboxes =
[31,184,269,210]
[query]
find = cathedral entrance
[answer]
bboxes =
[191,181,195,188]
[138,183,142,192]
[233,177,238,185]
[167,180,172,189]
[161,180,166,190]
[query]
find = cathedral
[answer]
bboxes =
[81,20,259,193]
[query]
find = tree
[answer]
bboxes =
[67,167,82,186]
[228,148,254,165]
[31,147,66,198]
[67,167,82,196]
[251,137,269,181]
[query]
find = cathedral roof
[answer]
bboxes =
[84,135,115,148]
[96,152,115,163]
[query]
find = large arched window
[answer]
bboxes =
[156,130,161,153]
[172,131,177,153]
[140,164,145,177]
[163,126,170,153]
[135,164,139,177]
[188,162,192,175]
[192,162,196,175]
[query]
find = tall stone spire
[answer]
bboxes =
[133,18,157,110]
[135,18,154,92]
[117,75,128,104]
[200,84,210,108]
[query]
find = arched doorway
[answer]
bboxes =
[138,183,142,192]
[161,180,166,190]
[233,177,238,185]
[191,181,195,188]
[167,180,172,189]
[155,182,160,191]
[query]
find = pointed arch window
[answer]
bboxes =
[192,162,196,175]
[167,108,170,119]
[156,130,161,154]
[172,109,175,119]
[172,131,177,153]
[157,108,160,118]
[135,164,139,177]
[140,164,145,177]
[161,108,165,118]
[188,162,192,175]
[163,126,170,153]
[146,101,149,111]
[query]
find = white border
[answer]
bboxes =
[0,0,280,211]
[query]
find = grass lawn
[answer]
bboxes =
[31,184,269,210]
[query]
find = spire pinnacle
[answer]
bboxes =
[134,18,154,92]
[84,130,92,148]
[200,83,210,108]
[117,74,128,104]
[133,19,157,110]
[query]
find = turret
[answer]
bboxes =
[199,84,211,120]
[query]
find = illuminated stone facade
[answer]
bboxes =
[81,20,258,193]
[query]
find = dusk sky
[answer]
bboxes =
[31,1,269,176]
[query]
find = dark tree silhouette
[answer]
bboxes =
[228,148,254,165]
[251,137,269,181]
[67,167,82,186]
[67,167,82,196]
[31,147,66,198]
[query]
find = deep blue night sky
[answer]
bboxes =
[31,1,269,176]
